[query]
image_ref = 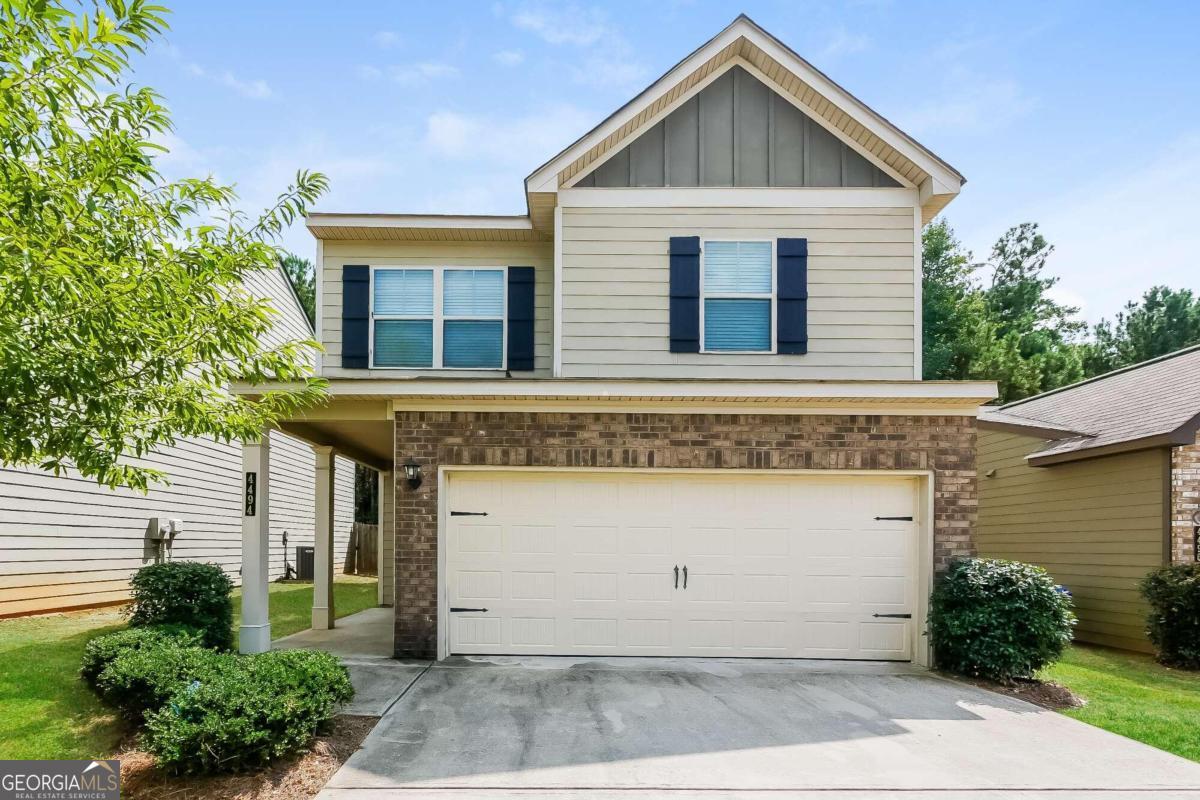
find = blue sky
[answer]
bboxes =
[131,1,1200,324]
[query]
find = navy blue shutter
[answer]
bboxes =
[507,267,535,371]
[341,265,370,368]
[776,238,808,354]
[669,236,701,353]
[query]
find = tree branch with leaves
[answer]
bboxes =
[0,0,328,490]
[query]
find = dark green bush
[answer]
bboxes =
[143,649,353,774]
[80,624,202,686]
[1140,563,1200,669]
[928,557,1076,682]
[93,640,223,720]
[127,562,234,650]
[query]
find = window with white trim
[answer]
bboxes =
[701,240,774,352]
[371,267,505,368]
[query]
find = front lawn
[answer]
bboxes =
[0,576,378,761]
[1042,645,1200,762]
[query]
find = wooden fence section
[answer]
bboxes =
[343,522,378,576]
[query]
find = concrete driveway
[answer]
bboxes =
[320,656,1200,799]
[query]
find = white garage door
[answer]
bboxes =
[445,471,918,660]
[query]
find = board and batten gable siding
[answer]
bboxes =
[976,430,1168,653]
[319,239,553,378]
[559,205,916,379]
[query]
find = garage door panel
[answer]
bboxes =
[446,471,917,660]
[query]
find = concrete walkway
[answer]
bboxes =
[274,608,430,717]
[318,655,1200,799]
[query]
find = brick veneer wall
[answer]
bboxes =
[392,410,978,658]
[1171,432,1200,564]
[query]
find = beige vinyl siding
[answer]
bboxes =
[977,430,1168,652]
[560,206,916,379]
[0,433,356,617]
[320,240,553,378]
[0,267,357,618]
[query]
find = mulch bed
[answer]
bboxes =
[947,674,1087,710]
[117,715,377,800]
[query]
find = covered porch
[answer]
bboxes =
[236,396,395,655]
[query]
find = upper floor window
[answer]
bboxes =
[701,240,774,352]
[372,267,505,369]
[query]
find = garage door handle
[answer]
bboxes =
[673,565,679,589]
[450,607,489,613]
[682,565,688,589]
[872,613,912,619]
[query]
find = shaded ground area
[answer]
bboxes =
[322,655,1200,798]
[121,715,377,800]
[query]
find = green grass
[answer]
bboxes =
[1042,644,1200,762]
[0,576,378,760]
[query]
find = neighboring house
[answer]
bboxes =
[0,265,358,617]
[233,15,997,664]
[977,345,1200,652]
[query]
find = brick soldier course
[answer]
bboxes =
[391,410,978,659]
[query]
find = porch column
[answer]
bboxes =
[239,432,271,653]
[312,445,336,630]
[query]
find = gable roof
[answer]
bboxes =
[979,345,1200,465]
[525,14,964,224]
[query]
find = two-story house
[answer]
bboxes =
[234,16,997,665]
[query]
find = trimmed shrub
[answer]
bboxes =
[93,640,224,720]
[143,649,353,775]
[1140,563,1200,669]
[81,624,202,687]
[127,562,234,650]
[929,557,1076,682]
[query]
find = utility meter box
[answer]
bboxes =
[147,517,183,541]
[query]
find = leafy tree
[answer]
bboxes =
[921,219,982,380]
[279,253,316,328]
[0,1,327,490]
[981,223,1085,401]
[921,221,1085,402]
[1083,287,1200,376]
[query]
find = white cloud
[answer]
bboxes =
[820,28,870,59]
[493,49,525,66]
[356,64,384,81]
[220,71,273,100]
[571,53,647,89]
[423,105,593,168]
[506,2,646,90]
[897,70,1033,136]
[389,62,459,85]
[966,134,1200,324]
[510,4,609,46]
[373,30,400,48]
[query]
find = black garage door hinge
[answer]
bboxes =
[874,516,913,521]
[450,607,489,613]
[450,511,488,517]
[872,613,912,619]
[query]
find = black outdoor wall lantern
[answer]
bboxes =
[402,458,423,490]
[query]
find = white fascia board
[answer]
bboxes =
[313,378,998,402]
[558,186,919,209]
[747,30,963,192]
[306,213,533,231]
[524,21,745,194]
[525,16,962,197]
